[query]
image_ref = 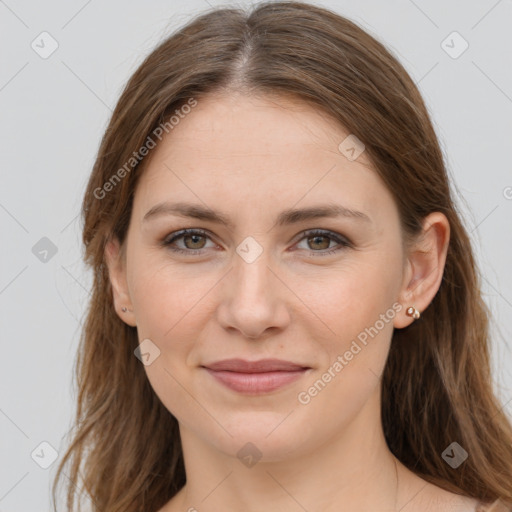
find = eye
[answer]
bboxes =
[294,229,352,256]
[162,229,216,255]
[162,228,352,257]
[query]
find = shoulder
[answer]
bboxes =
[424,490,480,512]
[475,499,512,512]
[412,486,511,512]
[418,483,512,512]
[399,479,480,512]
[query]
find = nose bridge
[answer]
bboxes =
[216,237,289,339]
[231,240,273,301]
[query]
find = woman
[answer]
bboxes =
[52,1,512,511]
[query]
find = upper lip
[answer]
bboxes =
[202,358,309,373]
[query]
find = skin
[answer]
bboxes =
[105,92,479,511]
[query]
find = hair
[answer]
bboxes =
[52,1,512,511]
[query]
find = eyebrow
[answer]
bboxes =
[142,201,371,229]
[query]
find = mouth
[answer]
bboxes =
[201,358,311,394]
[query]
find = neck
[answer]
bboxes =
[174,390,409,512]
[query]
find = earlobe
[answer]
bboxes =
[393,212,450,329]
[104,237,136,327]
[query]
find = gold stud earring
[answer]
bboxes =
[406,306,420,320]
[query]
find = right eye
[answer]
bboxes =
[163,228,217,255]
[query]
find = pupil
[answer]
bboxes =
[186,235,204,249]
[311,235,328,249]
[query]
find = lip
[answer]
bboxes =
[202,358,310,394]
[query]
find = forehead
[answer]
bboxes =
[156,92,359,158]
[133,92,391,221]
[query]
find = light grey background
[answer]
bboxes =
[1,0,511,510]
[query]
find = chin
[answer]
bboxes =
[199,409,317,463]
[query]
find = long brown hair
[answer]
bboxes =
[52,2,512,510]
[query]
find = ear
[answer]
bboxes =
[104,237,137,327]
[393,212,450,329]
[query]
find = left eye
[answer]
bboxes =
[295,229,351,255]
[162,229,351,256]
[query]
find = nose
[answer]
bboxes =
[216,249,291,340]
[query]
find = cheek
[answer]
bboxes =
[293,273,398,427]
[128,263,219,429]
[130,256,212,331]
[293,255,400,345]
[293,255,401,407]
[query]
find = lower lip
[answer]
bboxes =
[204,368,308,394]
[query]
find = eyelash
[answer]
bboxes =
[162,228,352,257]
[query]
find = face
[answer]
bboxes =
[109,92,410,461]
